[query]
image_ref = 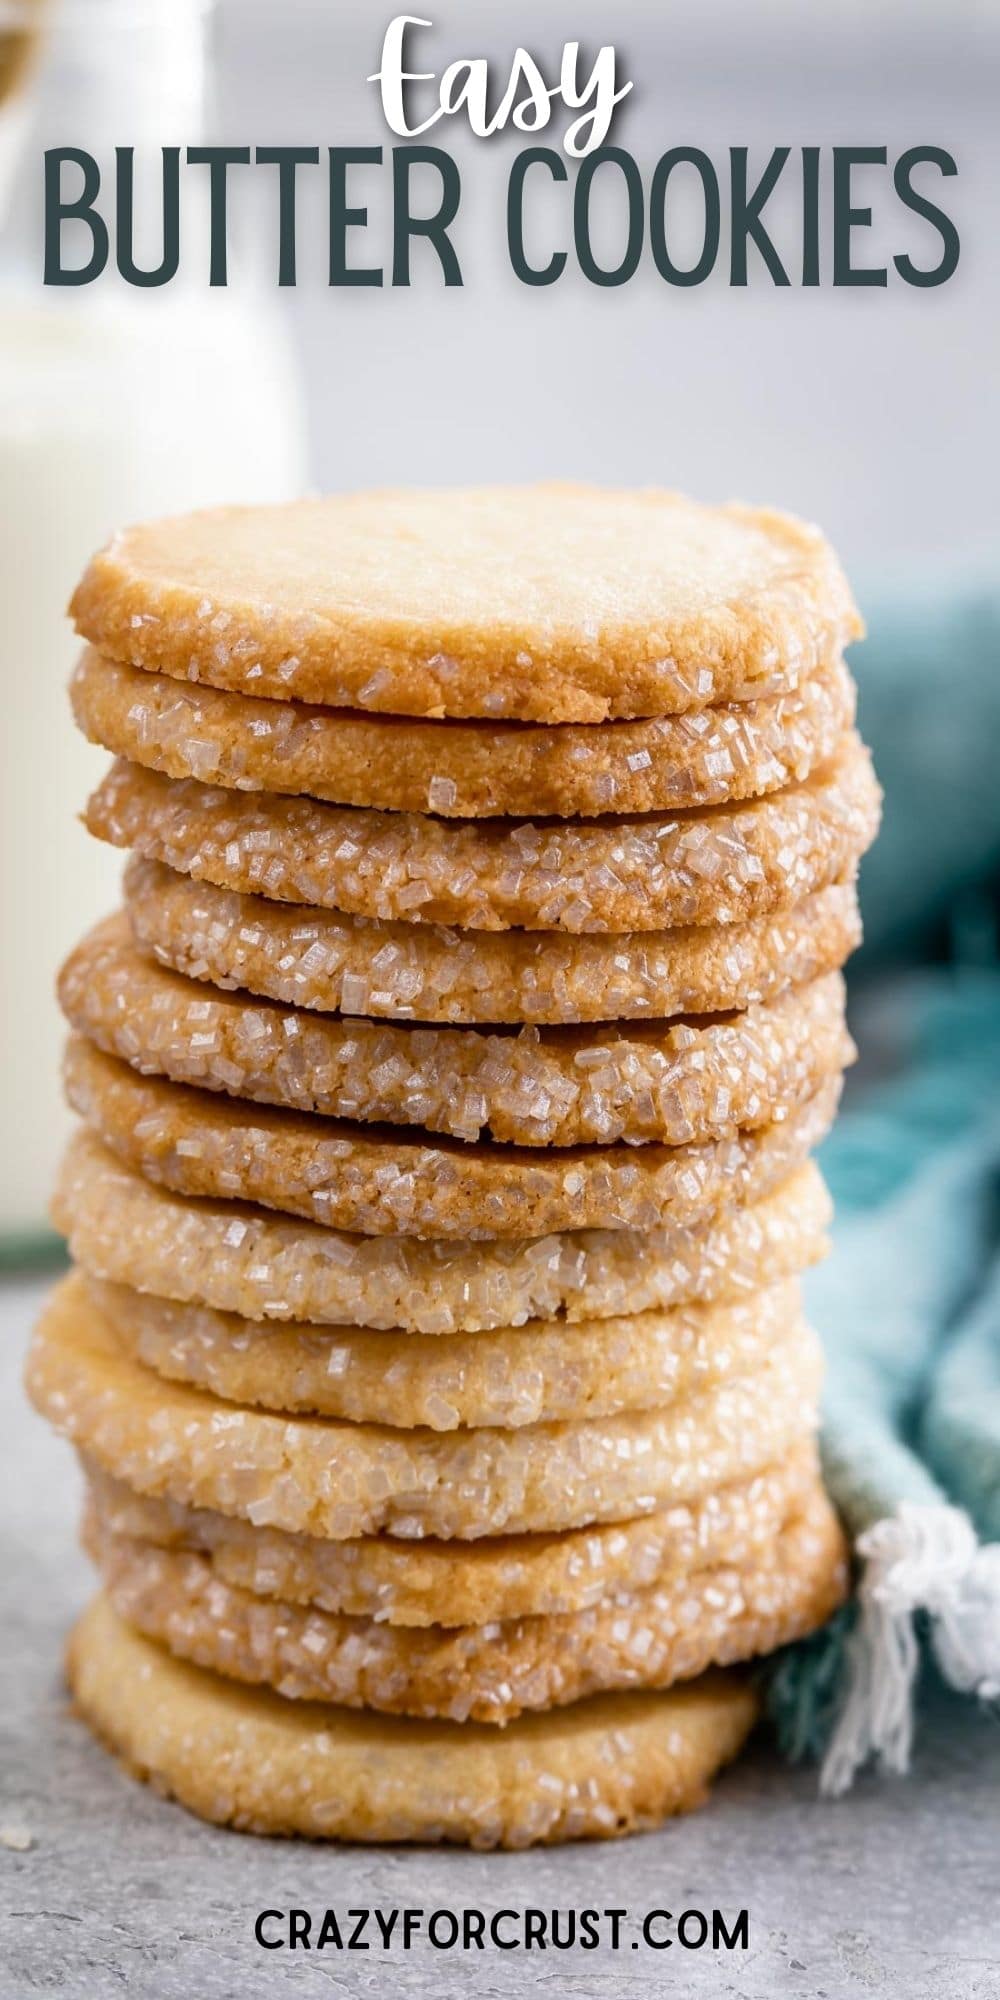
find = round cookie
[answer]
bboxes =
[53,1132,833,1335]
[67,1596,760,1846]
[28,1276,823,1540]
[87,735,880,933]
[85,1488,846,1723]
[125,855,864,1028]
[61,917,852,1149]
[87,1272,804,1428]
[71,646,857,819]
[64,1036,842,1239]
[68,485,862,722]
[84,1450,821,1626]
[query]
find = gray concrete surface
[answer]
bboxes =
[3,1271,999,2000]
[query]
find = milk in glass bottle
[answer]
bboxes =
[0,0,307,1248]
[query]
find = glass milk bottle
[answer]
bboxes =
[0,0,307,1250]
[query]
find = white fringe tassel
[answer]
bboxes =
[821,1503,1000,1796]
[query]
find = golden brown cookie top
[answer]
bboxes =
[70,485,862,722]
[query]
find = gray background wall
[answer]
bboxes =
[216,0,998,584]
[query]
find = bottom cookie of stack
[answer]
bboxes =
[68,1597,759,1848]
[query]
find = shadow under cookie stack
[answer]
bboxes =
[28,487,880,1848]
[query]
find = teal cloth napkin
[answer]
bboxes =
[850,579,1000,971]
[763,575,1000,1788]
[767,971,1000,1789]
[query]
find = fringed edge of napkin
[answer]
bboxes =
[767,1502,1000,1793]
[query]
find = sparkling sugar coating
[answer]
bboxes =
[87,1272,805,1428]
[60,916,852,1149]
[86,735,880,933]
[85,1484,846,1722]
[68,485,862,722]
[27,1276,823,1540]
[71,646,856,819]
[67,1596,760,1846]
[125,855,863,1027]
[83,1449,821,1626]
[53,1133,833,1334]
[64,1036,842,1240]
[53,484,873,1850]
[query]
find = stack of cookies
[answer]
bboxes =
[28,487,880,1847]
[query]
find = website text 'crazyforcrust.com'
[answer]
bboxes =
[254,1905,751,1953]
